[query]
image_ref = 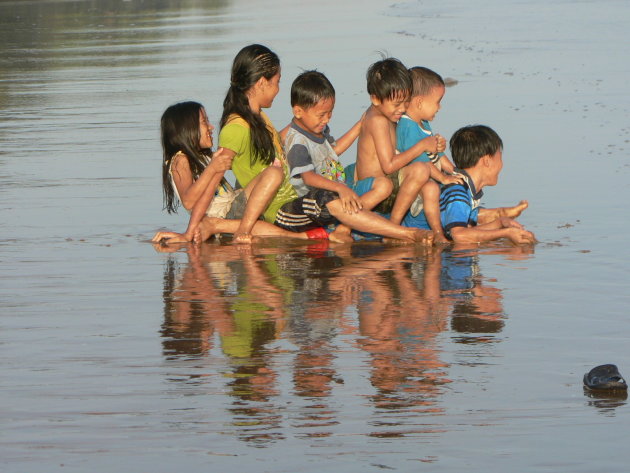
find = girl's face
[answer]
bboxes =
[199,108,214,149]
[259,70,281,109]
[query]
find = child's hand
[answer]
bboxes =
[435,134,447,153]
[500,217,524,230]
[506,227,537,245]
[421,135,442,155]
[151,230,192,244]
[439,173,464,186]
[337,187,363,214]
[210,147,233,172]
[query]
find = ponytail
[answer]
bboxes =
[220,44,280,166]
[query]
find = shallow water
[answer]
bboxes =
[1,0,629,471]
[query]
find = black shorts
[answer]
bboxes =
[274,189,339,232]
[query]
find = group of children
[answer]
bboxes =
[152,44,536,247]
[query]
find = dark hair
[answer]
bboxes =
[366,57,412,101]
[408,66,444,96]
[160,101,211,214]
[290,70,335,108]
[220,44,281,166]
[450,125,503,169]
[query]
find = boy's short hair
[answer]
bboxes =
[290,70,335,108]
[450,125,503,169]
[366,57,412,101]
[409,66,444,96]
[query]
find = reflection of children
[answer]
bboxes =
[404,125,534,245]
[152,101,312,244]
[396,67,463,244]
[220,45,432,245]
[353,57,442,229]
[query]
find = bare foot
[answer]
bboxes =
[412,229,434,246]
[198,218,218,242]
[501,200,529,219]
[329,226,354,243]
[433,231,450,246]
[192,228,204,245]
[232,232,255,244]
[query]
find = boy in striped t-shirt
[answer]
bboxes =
[404,125,535,245]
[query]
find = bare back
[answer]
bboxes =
[356,105,398,180]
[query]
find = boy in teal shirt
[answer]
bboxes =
[396,66,463,244]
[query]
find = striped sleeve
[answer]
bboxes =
[440,184,472,236]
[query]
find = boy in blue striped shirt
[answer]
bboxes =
[403,125,534,245]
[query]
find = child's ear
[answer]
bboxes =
[255,76,267,91]
[414,96,423,109]
[293,105,303,119]
[369,95,381,106]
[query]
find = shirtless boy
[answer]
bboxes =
[353,57,445,227]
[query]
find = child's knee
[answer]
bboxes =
[421,179,440,200]
[405,162,430,184]
[372,176,393,197]
[261,166,283,185]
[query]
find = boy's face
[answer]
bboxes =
[370,91,409,123]
[293,97,335,137]
[486,149,503,186]
[414,85,445,121]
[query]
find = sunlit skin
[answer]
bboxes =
[356,90,443,233]
[403,85,464,244]
[198,108,213,149]
[152,105,314,245]
[449,150,536,245]
[293,97,334,137]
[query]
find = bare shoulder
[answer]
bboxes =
[171,152,192,178]
[363,107,387,130]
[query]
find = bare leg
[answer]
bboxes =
[359,176,394,210]
[420,180,449,245]
[199,216,310,241]
[477,200,529,225]
[390,162,430,225]
[233,166,283,243]
[499,200,529,219]
[328,225,354,243]
[326,199,433,245]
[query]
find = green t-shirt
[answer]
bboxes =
[219,112,297,223]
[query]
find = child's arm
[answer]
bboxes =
[171,149,233,211]
[437,154,456,174]
[278,122,291,143]
[332,111,366,156]
[368,115,444,174]
[450,218,536,245]
[302,171,362,213]
[151,170,223,244]
[154,149,233,243]
[428,162,464,186]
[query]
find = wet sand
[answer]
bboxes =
[1,0,629,471]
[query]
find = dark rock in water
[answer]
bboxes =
[583,364,628,391]
[444,77,459,87]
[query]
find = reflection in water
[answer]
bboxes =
[158,241,531,444]
[444,251,505,343]
[584,389,627,416]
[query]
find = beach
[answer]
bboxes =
[1,0,629,471]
